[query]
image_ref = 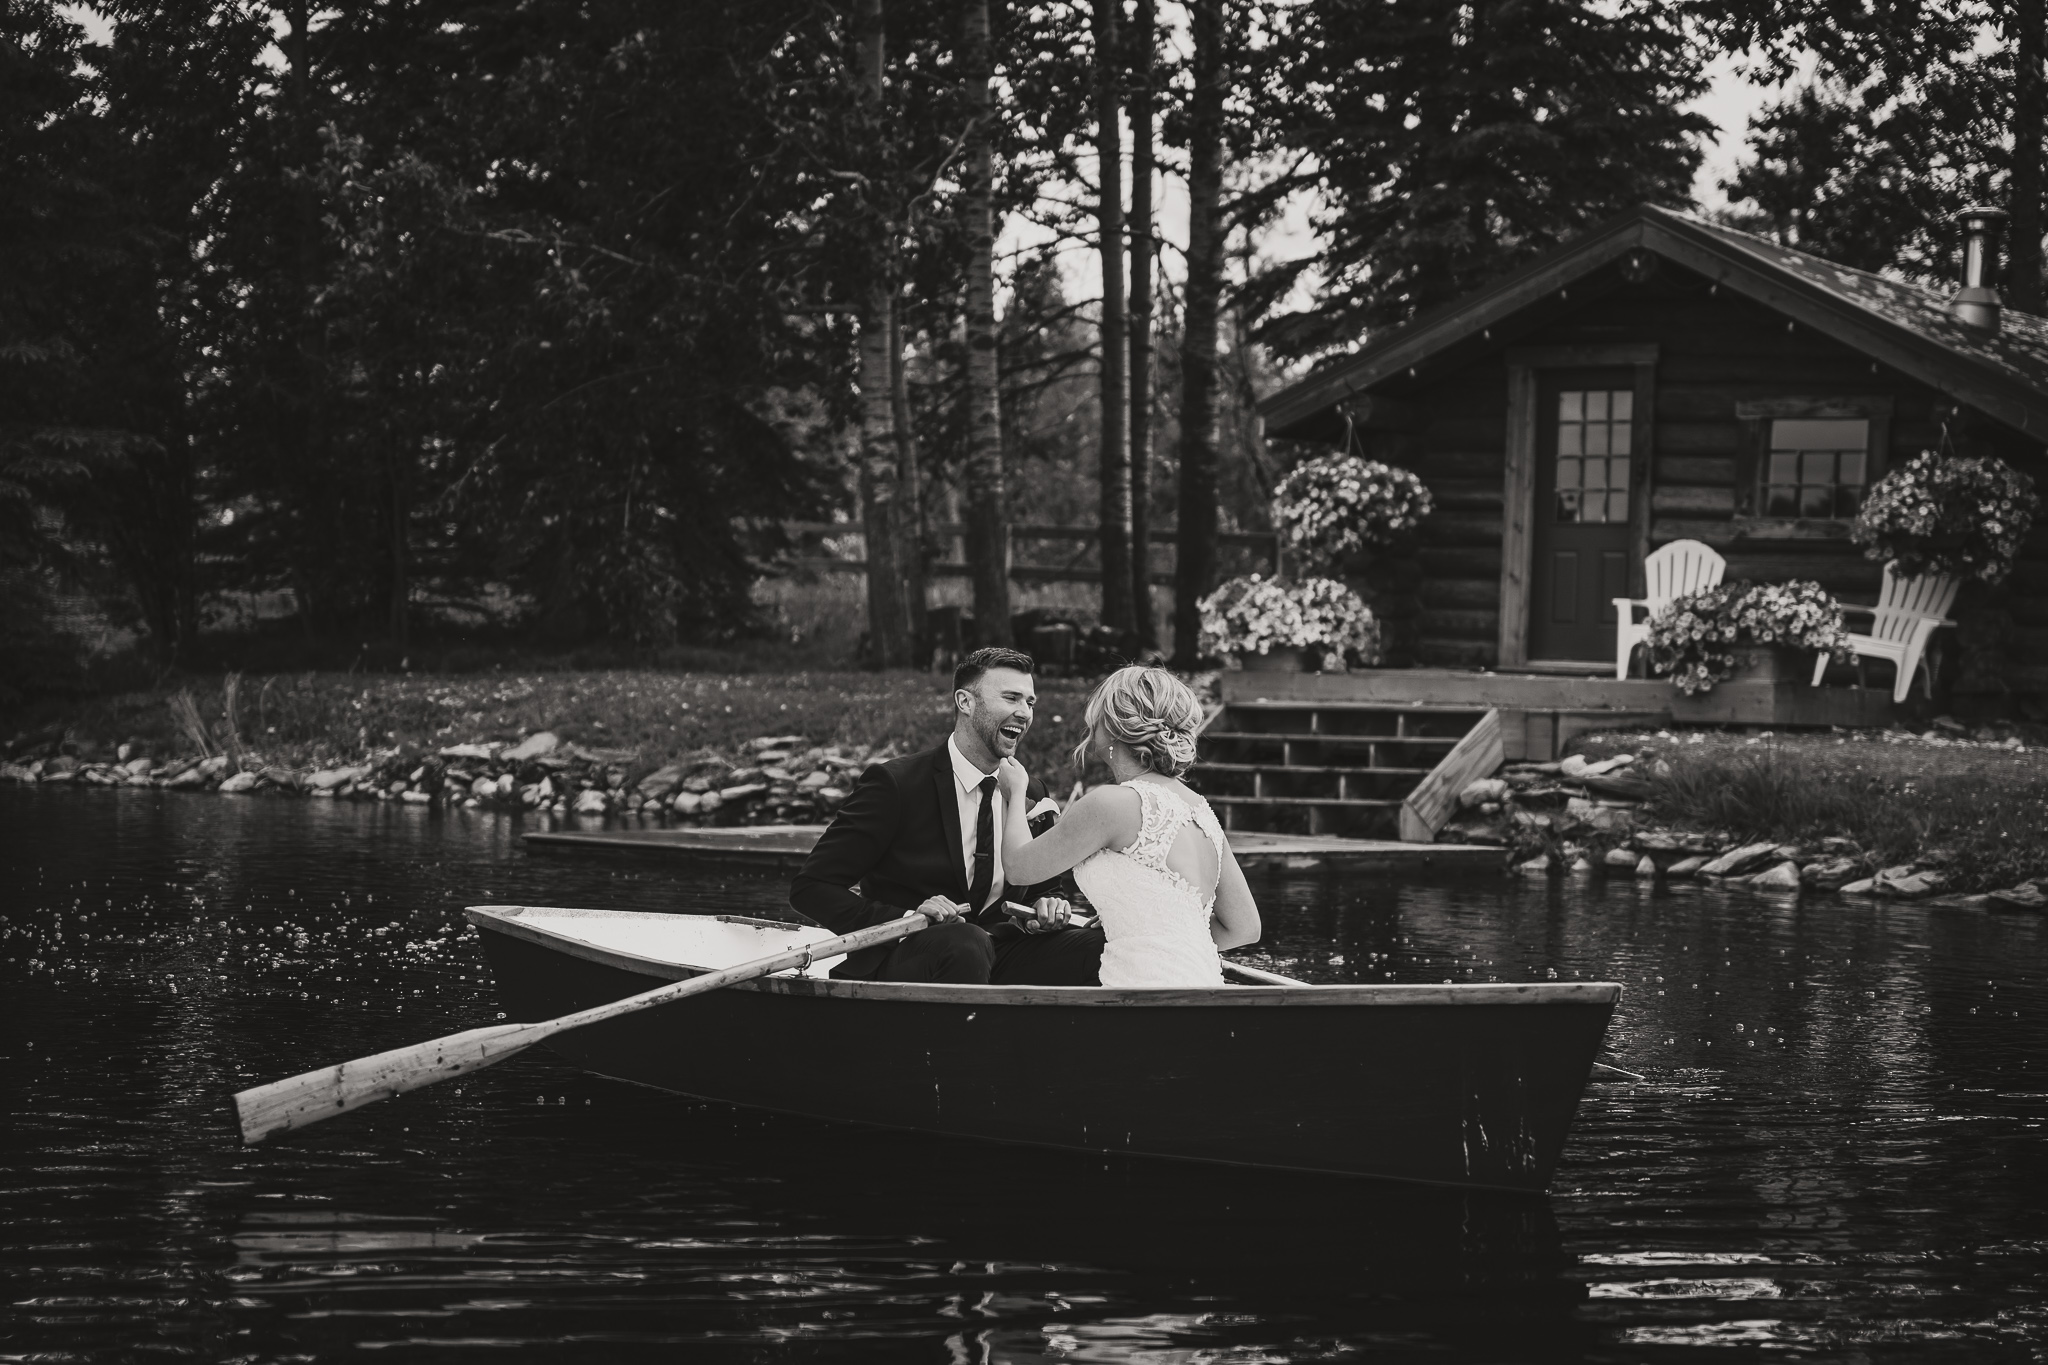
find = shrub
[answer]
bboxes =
[1849,450,2039,584]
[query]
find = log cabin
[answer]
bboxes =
[1195,206,2048,836]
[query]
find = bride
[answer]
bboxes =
[996,666,1260,987]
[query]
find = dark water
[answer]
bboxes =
[3,788,2045,1363]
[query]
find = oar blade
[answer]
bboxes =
[235,1021,547,1144]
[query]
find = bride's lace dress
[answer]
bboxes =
[1075,779,1228,988]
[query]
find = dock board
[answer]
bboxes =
[520,824,1502,874]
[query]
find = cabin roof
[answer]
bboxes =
[1260,204,2048,441]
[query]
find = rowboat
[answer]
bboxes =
[465,905,1621,1193]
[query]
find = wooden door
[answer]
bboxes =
[1529,371,1635,661]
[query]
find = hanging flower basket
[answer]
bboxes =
[1198,575,1379,670]
[1272,455,1434,573]
[1849,450,2039,584]
[1644,580,1853,695]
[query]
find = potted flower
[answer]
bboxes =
[1273,454,1434,573]
[1198,574,1379,672]
[1645,579,1854,696]
[1849,449,2039,584]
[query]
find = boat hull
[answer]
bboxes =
[472,914,1615,1193]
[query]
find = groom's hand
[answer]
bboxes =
[912,896,967,923]
[1006,896,1073,933]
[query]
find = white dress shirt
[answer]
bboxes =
[948,736,1005,910]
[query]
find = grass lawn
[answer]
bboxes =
[1571,727,2048,893]
[5,668,1107,790]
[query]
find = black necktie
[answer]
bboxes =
[968,775,996,912]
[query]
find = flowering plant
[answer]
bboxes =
[1849,450,2039,584]
[1644,579,1854,695]
[1273,455,1434,571]
[1198,574,1379,665]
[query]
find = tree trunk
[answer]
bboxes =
[2013,0,2046,314]
[889,295,931,660]
[1128,0,1156,648]
[388,445,409,648]
[854,0,913,669]
[1173,0,1225,669]
[960,0,1011,648]
[1093,0,1134,635]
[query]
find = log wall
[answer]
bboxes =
[1362,264,2048,695]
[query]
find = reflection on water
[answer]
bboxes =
[2,785,2044,1361]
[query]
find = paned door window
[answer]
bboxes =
[1764,418,1870,518]
[1555,389,1632,523]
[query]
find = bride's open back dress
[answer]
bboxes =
[1073,779,1229,988]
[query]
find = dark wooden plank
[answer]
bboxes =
[1629,359,1657,598]
[1656,456,1736,484]
[1498,363,1538,667]
[1219,668,1677,709]
[1416,416,1508,448]
[1407,450,1507,480]
[1421,478,1504,511]
[1722,551,1884,594]
[1651,519,1736,547]
[1419,513,1503,544]
[1652,486,1735,515]
[1419,578,1501,608]
[1422,545,1503,577]
[1399,709,1505,843]
[1417,637,1498,668]
[1656,422,1741,455]
[1422,609,1500,639]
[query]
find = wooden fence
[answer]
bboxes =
[784,521,1281,587]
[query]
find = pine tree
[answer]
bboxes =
[1265,0,1709,349]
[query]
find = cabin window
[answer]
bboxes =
[1764,418,1870,518]
[1554,389,1632,523]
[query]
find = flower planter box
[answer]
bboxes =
[1239,647,1314,674]
[1723,643,1810,686]
[1671,679,1894,726]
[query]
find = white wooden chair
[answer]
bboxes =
[1811,563,1961,703]
[1613,539,1726,679]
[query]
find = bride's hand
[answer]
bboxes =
[996,756,1029,804]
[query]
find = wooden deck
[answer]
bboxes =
[520,823,1502,873]
[1223,667,1897,760]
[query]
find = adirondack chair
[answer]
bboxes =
[1613,539,1727,679]
[1811,563,1961,703]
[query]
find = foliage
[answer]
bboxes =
[1645,580,1853,695]
[1716,77,1992,278]
[1253,0,1710,350]
[1608,728,2048,895]
[5,667,1101,785]
[1849,450,2040,585]
[1197,574,1378,664]
[1273,455,1433,571]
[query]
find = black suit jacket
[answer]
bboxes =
[789,742,1063,979]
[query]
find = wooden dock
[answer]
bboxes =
[520,823,1502,874]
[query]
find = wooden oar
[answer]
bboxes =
[234,914,928,1145]
[1221,959,1309,986]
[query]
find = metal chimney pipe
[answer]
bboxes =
[1953,205,2009,331]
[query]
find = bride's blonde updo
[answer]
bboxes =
[1071,666,1204,777]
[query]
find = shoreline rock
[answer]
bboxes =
[0,728,893,831]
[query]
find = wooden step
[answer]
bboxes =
[1204,794,1406,810]
[1203,730,1462,746]
[1224,700,1495,715]
[1190,761,1434,777]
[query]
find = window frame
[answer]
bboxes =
[1733,395,1893,537]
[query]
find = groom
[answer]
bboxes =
[790,647,1106,984]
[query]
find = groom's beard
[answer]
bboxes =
[967,703,1027,761]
